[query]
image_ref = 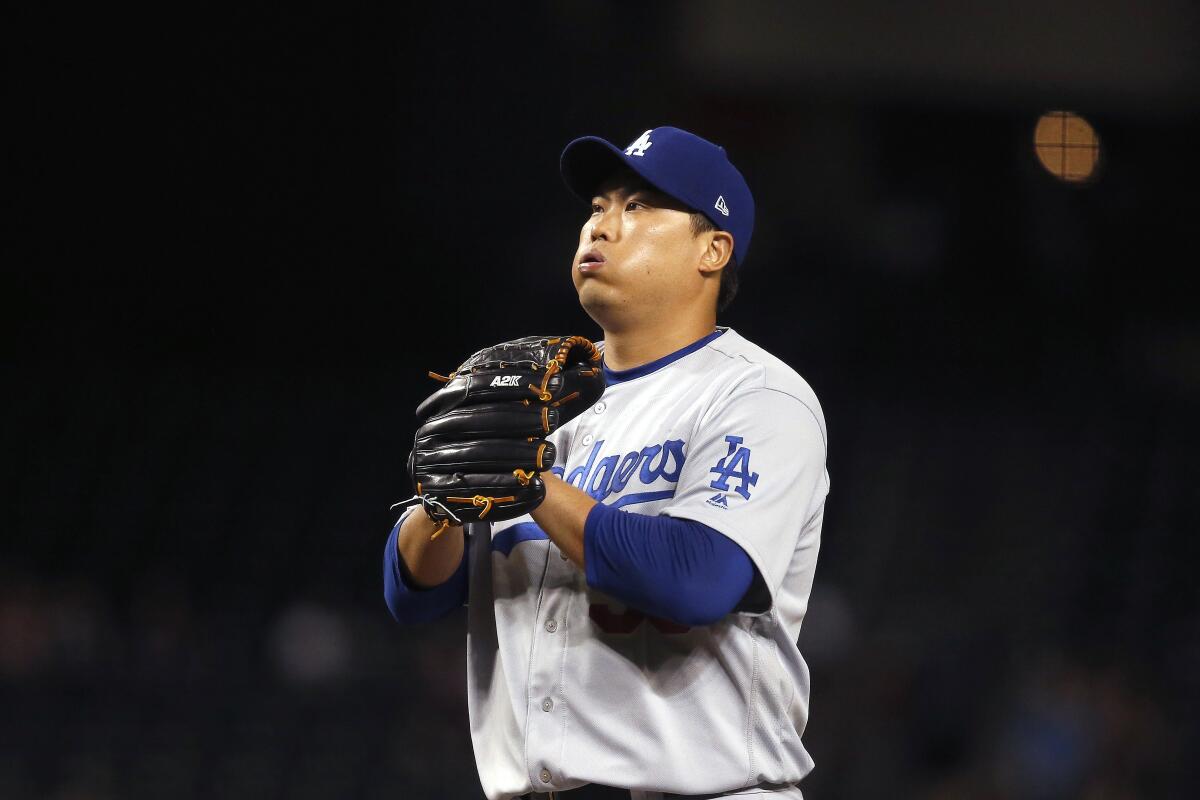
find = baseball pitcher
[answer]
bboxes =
[384,126,830,800]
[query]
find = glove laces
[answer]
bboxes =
[390,494,463,540]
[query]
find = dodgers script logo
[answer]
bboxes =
[553,438,686,508]
[495,437,688,556]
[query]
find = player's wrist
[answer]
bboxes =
[400,505,463,544]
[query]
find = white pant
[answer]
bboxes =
[528,785,803,800]
[637,785,804,800]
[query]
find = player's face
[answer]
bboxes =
[572,169,711,329]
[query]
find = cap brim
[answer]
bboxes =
[560,136,653,202]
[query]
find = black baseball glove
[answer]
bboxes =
[396,335,605,538]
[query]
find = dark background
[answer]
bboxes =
[5,2,1199,798]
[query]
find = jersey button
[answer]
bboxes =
[539,768,552,783]
[541,697,554,712]
[594,401,606,414]
[581,433,594,446]
[544,619,558,633]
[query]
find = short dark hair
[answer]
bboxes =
[689,212,739,312]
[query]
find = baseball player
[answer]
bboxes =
[384,126,830,800]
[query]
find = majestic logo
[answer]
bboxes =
[489,375,521,387]
[624,130,654,157]
[714,195,729,216]
[553,437,686,508]
[706,493,729,508]
[708,435,759,500]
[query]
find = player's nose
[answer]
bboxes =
[589,201,622,241]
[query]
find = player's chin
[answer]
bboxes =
[575,282,618,315]
[572,268,607,297]
[575,273,614,295]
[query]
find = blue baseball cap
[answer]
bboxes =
[560,126,755,266]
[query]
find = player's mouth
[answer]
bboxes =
[578,250,606,273]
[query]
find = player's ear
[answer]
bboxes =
[698,231,734,275]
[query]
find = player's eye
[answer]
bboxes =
[590,203,603,214]
[625,200,644,211]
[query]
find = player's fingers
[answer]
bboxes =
[415,402,558,444]
[412,438,556,475]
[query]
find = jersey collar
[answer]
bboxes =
[601,327,729,385]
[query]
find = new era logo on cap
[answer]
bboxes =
[560,125,756,265]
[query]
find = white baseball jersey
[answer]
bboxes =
[405,326,830,800]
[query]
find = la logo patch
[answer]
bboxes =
[708,435,759,500]
[625,130,654,157]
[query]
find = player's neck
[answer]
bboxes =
[600,317,719,372]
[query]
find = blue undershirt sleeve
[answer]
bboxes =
[583,502,755,627]
[382,520,469,625]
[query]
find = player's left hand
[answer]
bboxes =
[395,335,605,539]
